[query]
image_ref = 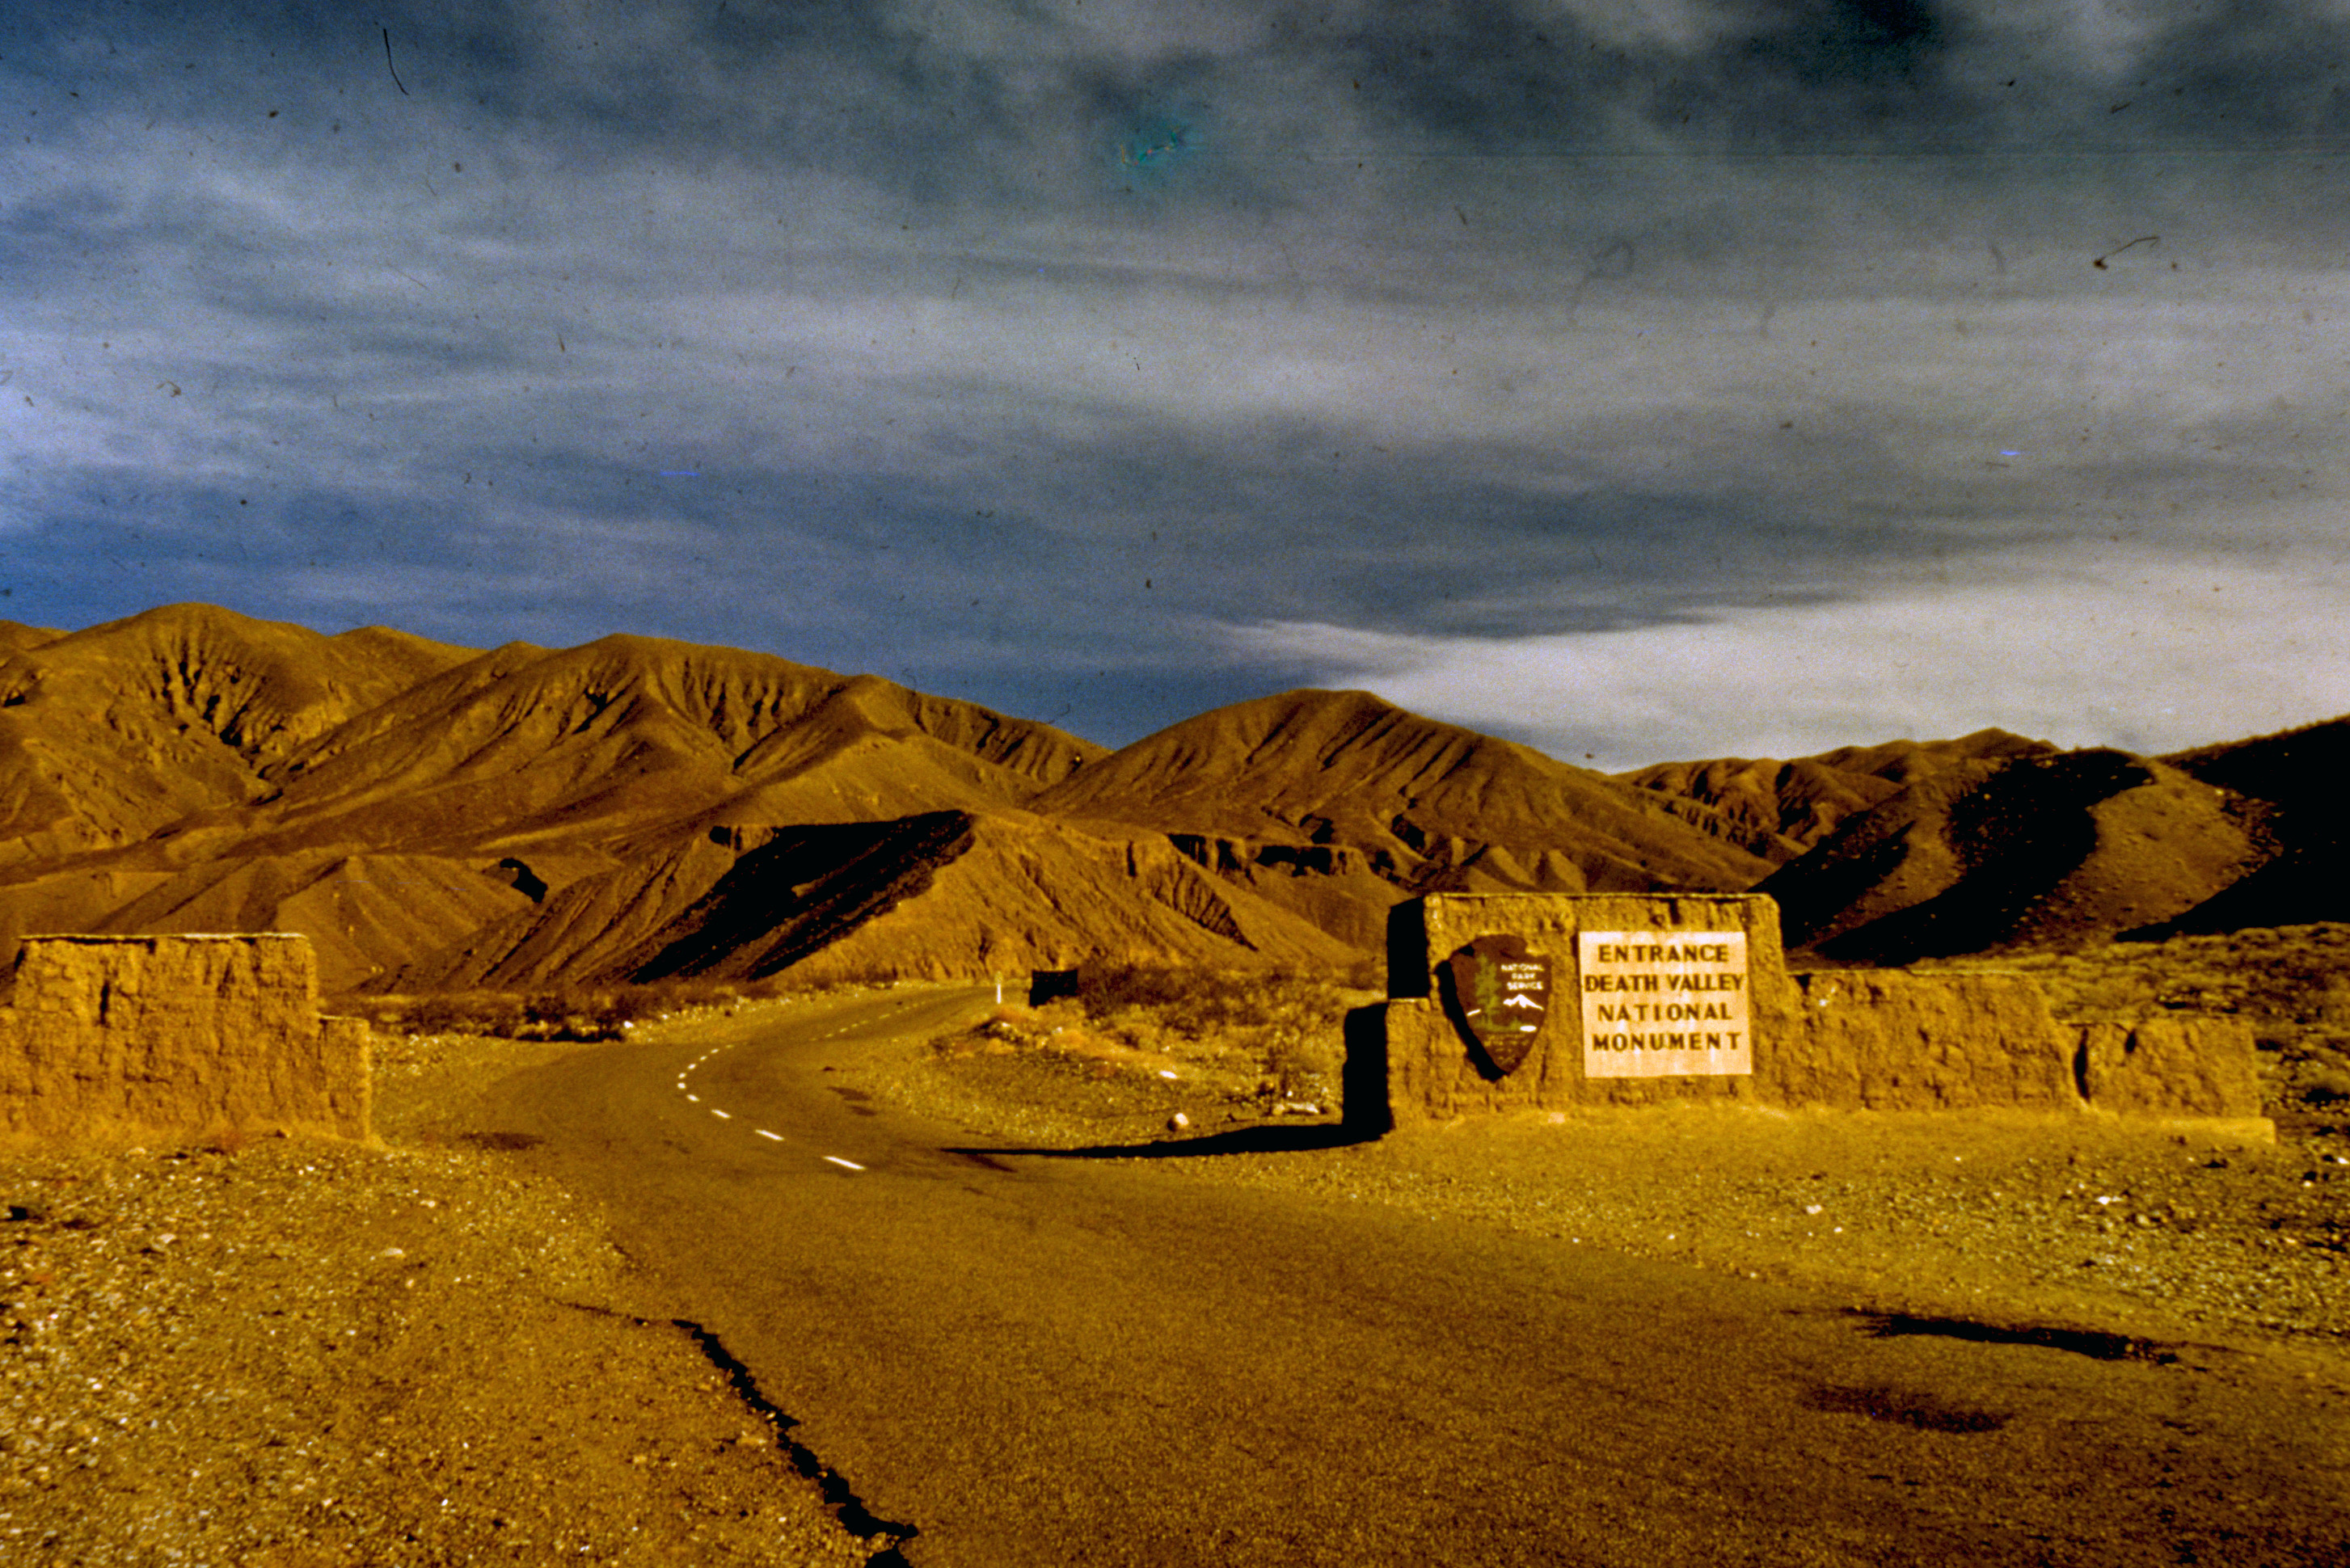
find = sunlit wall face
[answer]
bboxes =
[6,2,2347,763]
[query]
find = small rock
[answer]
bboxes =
[1167,1113,1189,1132]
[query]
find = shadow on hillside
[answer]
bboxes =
[947,1121,1375,1161]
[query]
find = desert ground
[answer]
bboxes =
[3,950,2344,1563]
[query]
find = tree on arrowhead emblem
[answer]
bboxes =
[1441,933,1551,1077]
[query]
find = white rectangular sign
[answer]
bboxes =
[1579,930,1753,1078]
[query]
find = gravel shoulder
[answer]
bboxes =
[0,1006,883,1566]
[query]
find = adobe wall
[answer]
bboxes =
[1363,893,2263,1132]
[2071,1014,2263,1119]
[0,934,371,1147]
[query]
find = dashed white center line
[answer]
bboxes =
[711,1109,732,1120]
[824,1156,865,1171]
[686,1094,699,1102]
[756,1129,783,1141]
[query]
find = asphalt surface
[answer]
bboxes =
[486,987,2350,1566]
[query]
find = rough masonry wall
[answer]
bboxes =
[1373,893,2261,1128]
[2072,1014,2264,1119]
[0,934,371,1146]
[1382,893,1794,1119]
[1780,970,2078,1111]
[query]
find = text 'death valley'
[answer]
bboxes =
[1578,930,1752,1078]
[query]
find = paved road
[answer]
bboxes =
[487,987,2350,1566]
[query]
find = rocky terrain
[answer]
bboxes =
[0,1016,888,1566]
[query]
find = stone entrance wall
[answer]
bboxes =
[0,934,371,1147]
[1365,893,2261,1131]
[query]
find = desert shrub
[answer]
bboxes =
[1059,958,1369,1099]
[1262,1031,1340,1099]
[1072,963,1195,1018]
[2304,1066,2350,1106]
[365,976,789,1041]
[394,993,521,1037]
[394,995,463,1035]
[1069,959,1358,1034]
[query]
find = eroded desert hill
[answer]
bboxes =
[391,811,1357,992]
[0,610,1785,988]
[1594,723,2350,962]
[2140,714,2350,935]
[0,606,476,858]
[0,605,1190,990]
[1617,729,2059,862]
[1031,689,1774,946]
[1753,748,2273,963]
[1,602,2339,987]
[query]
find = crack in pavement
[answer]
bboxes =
[563,1300,922,1560]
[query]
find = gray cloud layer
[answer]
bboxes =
[5,2,2349,753]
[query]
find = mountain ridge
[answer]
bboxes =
[1033,687,1773,946]
[0,606,1116,988]
[0,602,2335,988]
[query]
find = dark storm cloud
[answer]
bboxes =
[2131,0,2350,142]
[6,1,2350,756]
[1325,0,1980,152]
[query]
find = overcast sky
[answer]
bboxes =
[6,1,2350,766]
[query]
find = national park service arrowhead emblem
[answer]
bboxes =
[1441,934,1551,1076]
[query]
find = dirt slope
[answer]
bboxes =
[1759,748,2274,962]
[392,811,1355,990]
[0,604,476,858]
[1032,689,1772,946]
[239,634,1103,857]
[2146,715,2350,933]
[0,609,1112,990]
[1618,728,2058,862]
[0,620,65,654]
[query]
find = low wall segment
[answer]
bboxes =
[0,933,371,1147]
[1366,893,2262,1133]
